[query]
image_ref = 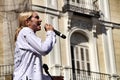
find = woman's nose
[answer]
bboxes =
[39,19,42,22]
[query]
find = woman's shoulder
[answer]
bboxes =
[22,27,32,31]
[19,27,34,35]
[21,27,33,32]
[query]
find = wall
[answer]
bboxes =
[0,12,4,64]
[109,0,120,23]
[109,0,120,75]
[113,28,120,75]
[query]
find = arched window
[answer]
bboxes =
[70,32,90,79]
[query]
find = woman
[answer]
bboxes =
[13,11,56,80]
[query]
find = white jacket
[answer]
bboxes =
[13,27,56,80]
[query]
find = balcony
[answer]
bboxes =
[63,67,120,80]
[71,69,111,80]
[62,0,100,18]
[0,64,13,80]
[0,64,120,80]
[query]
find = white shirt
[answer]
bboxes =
[13,27,56,80]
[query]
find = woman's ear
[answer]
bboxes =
[25,20,30,26]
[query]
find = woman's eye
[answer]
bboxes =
[35,16,39,19]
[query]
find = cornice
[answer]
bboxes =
[32,4,60,16]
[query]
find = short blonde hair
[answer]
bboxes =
[19,12,33,27]
[14,11,34,41]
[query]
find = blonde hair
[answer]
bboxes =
[14,11,33,41]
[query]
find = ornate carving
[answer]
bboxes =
[63,4,100,18]
[71,19,92,30]
[93,0,99,11]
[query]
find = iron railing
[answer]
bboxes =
[63,0,100,18]
[0,64,120,80]
[68,68,120,80]
[0,64,13,80]
[70,69,111,80]
[0,64,13,76]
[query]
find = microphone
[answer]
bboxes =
[43,64,49,74]
[53,29,66,39]
[43,64,53,80]
[44,24,66,39]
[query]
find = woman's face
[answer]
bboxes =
[28,12,42,32]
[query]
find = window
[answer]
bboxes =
[47,0,57,9]
[77,0,80,3]
[72,0,75,2]
[72,0,80,3]
[48,0,54,6]
[49,16,55,25]
[70,32,90,79]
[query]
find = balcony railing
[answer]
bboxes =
[63,0,100,18]
[63,67,120,80]
[0,64,13,80]
[71,69,111,80]
[0,64,120,80]
[0,64,13,76]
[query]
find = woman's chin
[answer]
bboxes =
[37,26,41,30]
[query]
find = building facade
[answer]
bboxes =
[0,0,120,80]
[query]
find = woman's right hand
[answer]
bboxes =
[44,24,54,31]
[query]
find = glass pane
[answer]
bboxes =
[82,62,85,70]
[77,61,80,73]
[76,47,79,59]
[86,49,89,61]
[77,0,80,3]
[49,0,54,5]
[81,48,84,61]
[71,46,75,73]
[72,60,75,73]
[72,0,75,2]
[87,63,91,75]
[87,63,90,71]
[71,46,74,60]
[77,61,80,69]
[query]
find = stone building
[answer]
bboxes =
[0,0,120,80]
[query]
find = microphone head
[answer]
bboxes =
[61,34,66,39]
[43,64,49,71]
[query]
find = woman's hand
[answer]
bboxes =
[44,24,54,31]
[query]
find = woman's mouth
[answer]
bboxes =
[37,22,41,26]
